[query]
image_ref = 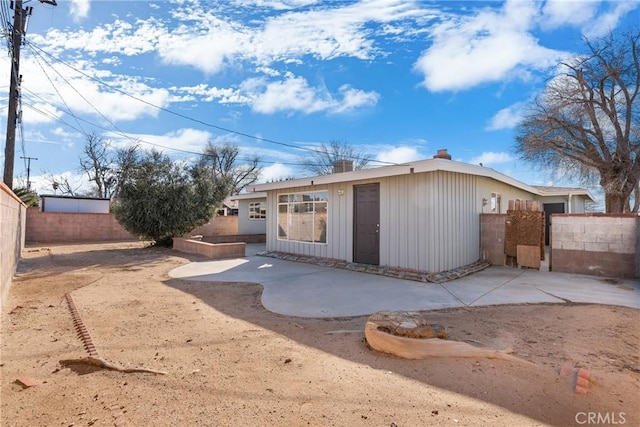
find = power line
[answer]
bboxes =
[20,97,338,169]
[20,95,285,164]
[28,41,87,135]
[25,40,398,166]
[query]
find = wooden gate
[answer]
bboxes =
[505,200,545,269]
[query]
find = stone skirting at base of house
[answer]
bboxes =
[257,251,490,284]
[551,249,636,278]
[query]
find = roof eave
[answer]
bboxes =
[249,158,594,202]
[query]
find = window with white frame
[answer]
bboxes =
[248,201,266,220]
[277,191,328,243]
[490,192,501,213]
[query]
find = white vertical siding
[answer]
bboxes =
[379,171,481,272]
[405,171,479,272]
[266,171,550,272]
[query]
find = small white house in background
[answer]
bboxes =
[217,199,239,216]
[229,192,267,235]
[248,150,594,273]
[40,195,110,213]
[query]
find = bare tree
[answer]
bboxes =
[112,144,140,200]
[200,142,262,195]
[79,132,117,198]
[515,31,640,213]
[298,140,371,176]
[41,172,85,196]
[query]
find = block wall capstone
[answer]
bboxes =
[1,183,26,313]
[551,214,638,278]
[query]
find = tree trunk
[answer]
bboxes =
[601,171,639,213]
[605,194,627,213]
[632,184,640,213]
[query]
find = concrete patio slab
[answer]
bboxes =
[168,245,640,318]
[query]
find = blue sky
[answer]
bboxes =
[1,0,638,199]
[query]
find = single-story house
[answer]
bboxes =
[248,150,594,273]
[229,192,267,235]
[40,195,110,213]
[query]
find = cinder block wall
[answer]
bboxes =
[26,209,239,243]
[26,209,136,243]
[189,215,238,236]
[480,214,506,265]
[1,183,26,312]
[551,214,638,278]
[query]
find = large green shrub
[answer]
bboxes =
[113,150,226,246]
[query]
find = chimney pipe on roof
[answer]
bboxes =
[332,160,353,173]
[433,149,451,160]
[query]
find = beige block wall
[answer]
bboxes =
[189,215,238,236]
[26,209,136,243]
[26,209,239,243]
[1,183,26,312]
[551,214,638,278]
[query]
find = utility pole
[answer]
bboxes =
[3,0,26,189]
[2,0,56,189]
[20,155,37,189]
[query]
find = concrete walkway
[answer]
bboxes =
[168,244,640,318]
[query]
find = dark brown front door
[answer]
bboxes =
[354,183,380,265]
[543,203,565,245]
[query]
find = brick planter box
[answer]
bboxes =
[173,238,245,260]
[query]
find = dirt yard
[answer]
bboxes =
[1,242,638,426]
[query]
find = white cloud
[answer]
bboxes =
[232,0,321,10]
[331,85,380,114]
[11,54,172,123]
[171,84,250,104]
[174,78,379,115]
[486,102,527,131]
[243,74,379,115]
[156,16,247,74]
[106,128,213,154]
[375,146,421,164]
[414,0,563,92]
[540,0,598,30]
[23,102,63,124]
[469,151,514,166]
[148,0,428,74]
[70,0,90,21]
[259,163,296,182]
[582,2,640,38]
[540,0,640,38]
[32,19,164,58]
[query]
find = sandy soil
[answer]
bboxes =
[1,242,638,427]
